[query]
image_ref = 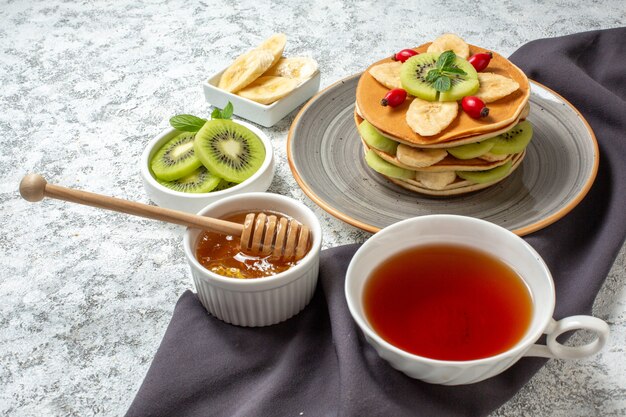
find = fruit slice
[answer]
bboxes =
[151,132,203,181]
[427,34,470,59]
[396,144,447,168]
[213,179,238,191]
[358,120,398,155]
[255,33,287,67]
[490,121,533,155]
[263,57,318,81]
[194,119,266,183]
[156,166,221,193]
[405,97,458,136]
[218,49,274,93]
[369,61,403,90]
[457,160,512,184]
[365,149,414,179]
[400,53,478,102]
[475,73,520,103]
[479,152,509,162]
[237,76,299,104]
[447,138,496,160]
[414,170,457,190]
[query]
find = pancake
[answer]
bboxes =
[356,43,530,146]
[385,151,525,196]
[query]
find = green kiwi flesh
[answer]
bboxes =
[358,120,398,155]
[490,121,533,155]
[194,120,265,183]
[447,138,496,160]
[151,132,202,181]
[400,53,478,102]
[365,149,414,179]
[213,179,238,192]
[456,160,512,184]
[157,166,221,193]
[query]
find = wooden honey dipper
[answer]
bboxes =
[19,174,311,261]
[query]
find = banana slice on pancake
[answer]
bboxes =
[264,57,318,81]
[414,171,458,190]
[406,98,458,136]
[368,61,403,90]
[237,76,299,104]
[427,34,470,59]
[255,33,287,67]
[396,144,448,168]
[479,152,510,162]
[475,73,520,103]
[219,49,275,92]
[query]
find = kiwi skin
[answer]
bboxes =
[194,120,266,183]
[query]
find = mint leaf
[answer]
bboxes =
[170,114,207,132]
[436,51,456,69]
[442,66,466,76]
[433,76,451,92]
[211,101,234,120]
[426,69,441,83]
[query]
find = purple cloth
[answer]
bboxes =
[126,28,626,417]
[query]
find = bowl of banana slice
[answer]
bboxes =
[204,33,320,127]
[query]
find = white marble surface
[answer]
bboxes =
[1,1,625,415]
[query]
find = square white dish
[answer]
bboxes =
[203,69,321,127]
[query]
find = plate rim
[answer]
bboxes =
[287,74,599,236]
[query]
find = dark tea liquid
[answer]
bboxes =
[363,244,533,361]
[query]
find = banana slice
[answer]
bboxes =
[264,57,318,81]
[479,152,509,162]
[396,144,448,168]
[427,34,470,59]
[218,49,275,93]
[414,171,458,190]
[475,73,520,103]
[368,61,402,90]
[255,33,287,67]
[406,98,458,136]
[237,75,299,104]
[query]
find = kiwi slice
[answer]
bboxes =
[151,132,203,181]
[490,121,533,155]
[400,53,478,102]
[358,120,399,155]
[365,149,415,180]
[447,138,496,160]
[213,179,238,192]
[456,160,512,184]
[194,120,265,183]
[157,166,221,193]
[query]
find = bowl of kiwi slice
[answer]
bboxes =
[141,105,274,214]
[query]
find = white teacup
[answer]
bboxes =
[345,215,609,385]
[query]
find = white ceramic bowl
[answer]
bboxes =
[183,193,323,327]
[345,215,609,385]
[140,120,274,214]
[203,69,320,127]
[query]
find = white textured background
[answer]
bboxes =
[1,1,624,415]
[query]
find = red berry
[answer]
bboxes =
[381,88,407,108]
[462,96,489,119]
[392,49,418,63]
[468,52,493,72]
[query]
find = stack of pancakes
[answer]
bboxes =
[355,40,531,196]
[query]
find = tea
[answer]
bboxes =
[363,244,533,361]
[195,211,301,279]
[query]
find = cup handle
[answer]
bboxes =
[524,316,610,359]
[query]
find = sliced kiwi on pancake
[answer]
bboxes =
[456,160,512,184]
[358,120,398,155]
[400,52,478,102]
[194,120,265,183]
[151,132,203,181]
[156,166,221,193]
[365,149,414,179]
[447,138,496,160]
[490,121,533,155]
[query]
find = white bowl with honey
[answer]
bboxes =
[183,192,322,327]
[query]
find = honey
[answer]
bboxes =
[195,211,301,279]
[363,244,533,361]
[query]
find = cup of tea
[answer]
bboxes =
[344,215,609,385]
